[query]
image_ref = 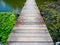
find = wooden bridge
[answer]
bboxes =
[6,0,54,45]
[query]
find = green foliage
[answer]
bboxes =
[0,12,16,45]
[36,1,60,44]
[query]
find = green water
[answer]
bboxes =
[35,0,58,5]
[4,0,26,9]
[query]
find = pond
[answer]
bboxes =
[0,0,13,12]
[0,0,25,14]
[0,42,2,45]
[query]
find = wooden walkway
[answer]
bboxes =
[6,0,54,45]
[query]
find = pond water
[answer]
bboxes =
[0,0,23,14]
[0,42,2,45]
[0,0,13,12]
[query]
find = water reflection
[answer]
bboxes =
[0,0,13,12]
[0,0,21,14]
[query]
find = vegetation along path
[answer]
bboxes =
[6,0,54,45]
